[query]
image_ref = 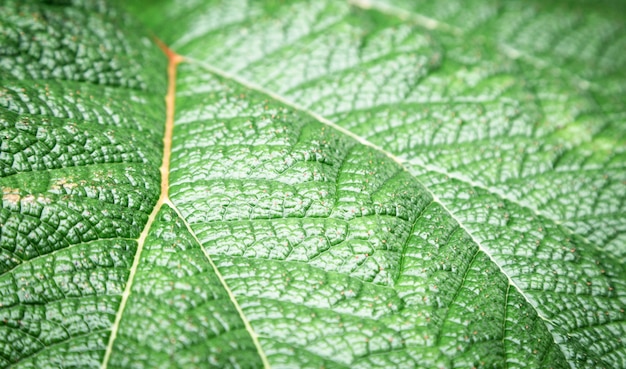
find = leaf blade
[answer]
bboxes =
[127,0,626,366]
[2,0,624,368]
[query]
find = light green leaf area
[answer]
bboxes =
[1,1,625,369]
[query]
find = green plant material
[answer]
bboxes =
[1,0,625,368]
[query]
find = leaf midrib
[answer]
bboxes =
[98,44,271,368]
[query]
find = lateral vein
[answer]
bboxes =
[185,54,556,338]
[167,199,272,368]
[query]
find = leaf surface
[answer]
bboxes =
[1,0,625,368]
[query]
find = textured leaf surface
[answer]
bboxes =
[108,205,260,368]
[1,0,625,368]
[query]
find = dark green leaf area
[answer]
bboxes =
[0,238,136,368]
[0,1,167,368]
[0,81,164,178]
[0,0,165,92]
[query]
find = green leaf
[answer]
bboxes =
[1,0,625,368]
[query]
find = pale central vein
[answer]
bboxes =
[101,41,271,368]
[100,42,181,369]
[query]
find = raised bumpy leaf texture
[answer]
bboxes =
[1,0,625,368]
